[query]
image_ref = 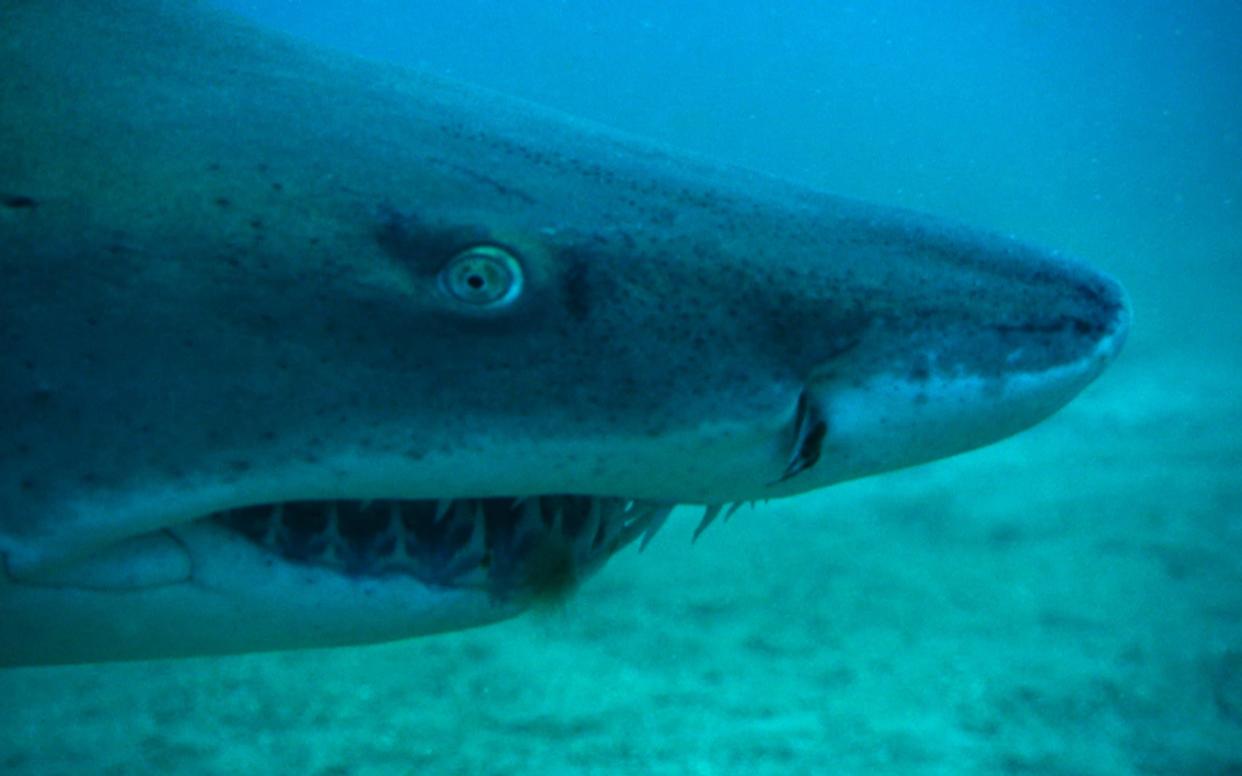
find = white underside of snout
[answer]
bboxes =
[817,326,1125,485]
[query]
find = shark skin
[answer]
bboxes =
[0,1,1129,666]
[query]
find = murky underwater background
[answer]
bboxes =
[3,1,1240,773]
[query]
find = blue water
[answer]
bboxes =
[213,1,1242,245]
[3,2,1240,773]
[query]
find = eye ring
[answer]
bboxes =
[438,245,524,307]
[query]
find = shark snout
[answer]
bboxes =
[1087,270,1131,367]
[1011,255,1132,385]
[769,246,1132,496]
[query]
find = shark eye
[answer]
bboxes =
[439,245,523,307]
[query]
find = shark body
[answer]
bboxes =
[0,1,1129,665]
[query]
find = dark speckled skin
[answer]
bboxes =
[0,1,1127,573]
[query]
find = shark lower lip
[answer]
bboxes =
[211,495,666,597]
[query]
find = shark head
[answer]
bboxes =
[0,1,1129,665]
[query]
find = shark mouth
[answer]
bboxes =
[211,496,676,599]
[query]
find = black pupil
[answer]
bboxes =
[466,273,485,290]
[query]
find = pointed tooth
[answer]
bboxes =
[596,503,623,545]
[600,499,627,546]
[325,502,340,539]
[578,498,602,552]
[322,502,344,564]
[465,500,486,556]
[367,499,412,571]
[724,501,744,521]
[261,503,284,546]
[549,499,563,533]
[386,501,400,535]
[692,504,724,542]
[434,498,453,523]
[387,501,411,564]
[451,499,473,527]
[639,504,675,552]
[517,497,543,538]
[434,501,486,583]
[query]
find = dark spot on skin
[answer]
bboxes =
[271,182,284,192]
[228,460,251,473]
[20,478,36,492]
[207,163,221,172]
[563,259,590,321]
[909,360,931,382]
[1073,318,1098,335]
[374,206,488,275]
[214,197,231,209]
[248,218,263,230]
[3,195,37,209]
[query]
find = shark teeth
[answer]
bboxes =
[433,498,453,523]
[214,494,754,592]
[638,504,675,551]
[692,504,724,542]
[214,495,659,595]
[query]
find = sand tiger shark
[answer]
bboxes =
[0,1,1129,666]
